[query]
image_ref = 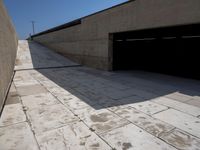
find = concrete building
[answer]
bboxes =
[32,0,200,79]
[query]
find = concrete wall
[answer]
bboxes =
[0,0,18,112]
[33,0,200,70]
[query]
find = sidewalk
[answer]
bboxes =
[0,40,200,150]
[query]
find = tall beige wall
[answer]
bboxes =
[0,0,18,112]
[33,0,200,70]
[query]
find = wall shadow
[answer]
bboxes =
[28,41,200,110]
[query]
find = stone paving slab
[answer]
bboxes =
[36,121,111,150]
[5,93,20,105]
[16,84,48,96]
[164,92,193,102]
[61,95,97,111]
[153,109,200,138]
[110,106,175,137]
[21,93,60,110]
[160,129,200,150]
[74,107,129,134]
[0,104,26,127]
[26,104,79,135]
[14,71,39,87]
[128,101,168,115]
[185,96,200,108]
[101,124,177,150]
[152,97,200,117]
[0,122,39,150]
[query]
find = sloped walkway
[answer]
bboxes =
[0,40,200,150]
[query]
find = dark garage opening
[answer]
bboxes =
[112,24,200,79]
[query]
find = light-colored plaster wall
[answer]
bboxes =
[0,0,18,113]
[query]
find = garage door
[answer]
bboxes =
[112,24,200,79]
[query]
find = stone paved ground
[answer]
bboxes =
[0,40,200,150]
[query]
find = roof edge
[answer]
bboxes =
[31,0,134,38]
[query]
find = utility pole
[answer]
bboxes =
[31,21,35,35]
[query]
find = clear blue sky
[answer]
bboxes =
[4,0,128,39]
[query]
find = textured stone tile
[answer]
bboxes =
[46,86,72,97]
[5,94,20,105]
[62,95,96,111]
[21,93,60,110]
[28,70,50,82]
[74,107,129,134]
[36,122,111,150]
[185,96,200,108]
[153,109,200,138]
[165,92,193,102]
[26,104,79,134]
[6,84,19,103]
[128,101,168,115]
[152,97,200,117]
[101,124,177,150]
[0,104,26,127]
[112,107,175,137]
[0,122,39,150]
[14,71,39,87]
[9,83,17,93]
[16,84,47,96]
[160,129,200,150]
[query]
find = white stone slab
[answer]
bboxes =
[185,96,200,108]
[74,107,129,134]
[16,84,47,96]
[112,107,175,137]
[101,124,177,150]
[152,97,200,117]
[160,129,200,150]
[0,104,26,127]
[14,71,39,87]
[36,122,111,150]
[21,93,60,110]
[26,104,79,134]
[153,109,200,138]
[62,95,95,111]
[165,92,193,102]
[0,122,39,150]
[128,101,168,115]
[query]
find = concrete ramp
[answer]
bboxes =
[15,40,80,70]
[1,40,200,149]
